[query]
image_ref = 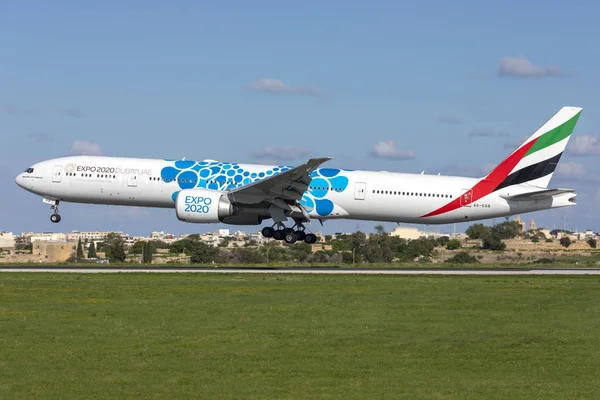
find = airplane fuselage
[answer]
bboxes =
[15,155,575,226]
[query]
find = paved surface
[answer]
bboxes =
[1,266,600,275]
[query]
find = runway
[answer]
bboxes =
[2,266,600,275]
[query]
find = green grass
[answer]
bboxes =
[2,274,600,399]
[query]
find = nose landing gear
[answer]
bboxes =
[49,200,61,223]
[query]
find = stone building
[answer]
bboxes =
[32,240,77,263]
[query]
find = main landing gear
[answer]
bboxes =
[50,200,61,223]
[261,222,318,244]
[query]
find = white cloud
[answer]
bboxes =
[469,129,509,138]
[555,162,588,180]
[370,140,415,160]
[567,135,600,157]
[438,116,462,125]
[69,140,103,156]
[498,56,568,78]
[554,162,600,184]
[253,146,309,161]
[246,79,324,97]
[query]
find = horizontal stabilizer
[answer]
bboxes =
[500,188,575,201]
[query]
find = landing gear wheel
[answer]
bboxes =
[50,214,61,223]
[261,227,275,238]
[284,231,297,244]
[295,230,306,241]
[273,230,284,241]
[304,233,317,244]
[283,228,294,236]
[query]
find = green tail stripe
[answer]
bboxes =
[525,111,581,157]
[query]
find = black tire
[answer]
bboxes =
[50,214,61,223]
[261,227,275,238]
[295,230,306,241]
[273,230,284,240]
[304,233,317,244]
[284,232,297,244]
[283,228,294,236]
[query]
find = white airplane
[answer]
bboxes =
[16,106,582,244]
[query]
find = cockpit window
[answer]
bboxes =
[24,168,34,173]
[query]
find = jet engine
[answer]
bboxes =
[175,189,234,223]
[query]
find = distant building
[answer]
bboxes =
[32,240,77,263]
[529,218,536,231]
[29,232,67,242]
[0,232,16,249]
[514,216,525,232]
[66,231,128,242]
[389,226,443,240]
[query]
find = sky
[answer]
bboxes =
[2,0,600,236]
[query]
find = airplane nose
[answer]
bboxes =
[15,174,24,188]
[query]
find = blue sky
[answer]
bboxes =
[2,0,600,236]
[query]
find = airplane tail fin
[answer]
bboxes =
[483,106,582,190]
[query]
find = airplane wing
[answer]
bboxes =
[228,157,333,207]
[500,188,575,201]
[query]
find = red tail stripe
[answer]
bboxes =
[421,138,538,218]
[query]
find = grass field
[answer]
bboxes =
[2,273,600,399]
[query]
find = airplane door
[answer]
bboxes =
[460,189,473,207]
[354,182,366,200]
[127,175,138,187]
[52,165,63,183]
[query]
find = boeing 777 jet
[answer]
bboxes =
[16,106,582,244]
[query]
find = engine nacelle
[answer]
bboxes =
[175,189,234,223]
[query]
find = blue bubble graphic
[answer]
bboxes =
[315,199,334,216]
[319,168,340,178]
[300,196,315,212]
[310,178,329,198]
[175,160,195,169]
[178,171,198,189]
[329,176,349,191]
[161,158,352,214]
[161,166,179,181]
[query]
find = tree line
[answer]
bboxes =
[66,220,596,264]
